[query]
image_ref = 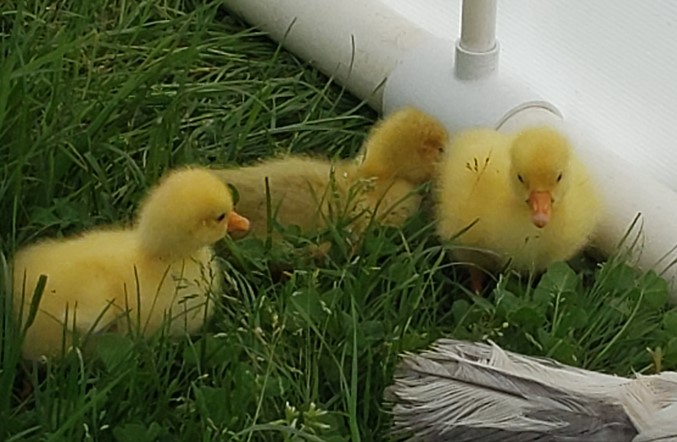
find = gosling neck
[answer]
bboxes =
[136,228,202,263]
[357,156,399,181]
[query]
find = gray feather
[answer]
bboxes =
[387,352,636,441]
[385,339,677,442]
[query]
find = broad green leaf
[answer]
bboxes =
[94,334,135,373]
[663,310,677,334]
[113,422,163,442]
[290,287,326,326]
[536,262,579,294]
[451,299,471,323]
[495,290,521,316]
[640,271,669,309]
[510,306,544,329]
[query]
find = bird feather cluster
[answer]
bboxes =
[385,339,677,441]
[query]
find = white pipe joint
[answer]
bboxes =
[455,39,500,80]
[456,0,500,80]
[384,34,559,134]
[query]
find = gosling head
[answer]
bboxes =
[509,127,573,229]
[361,107,449,184]
[137,167,250,258]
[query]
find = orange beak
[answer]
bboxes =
[528,191,552,228]
[227,211,250,233]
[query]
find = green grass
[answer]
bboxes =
[3,1,677,440]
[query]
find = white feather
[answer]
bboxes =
[631,402,677,442]
[433,339,632,394]
[386,339,677,442]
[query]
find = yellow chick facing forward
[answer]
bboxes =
[435,126,601,293]
[12,167,250,360]
[211,107,449,238]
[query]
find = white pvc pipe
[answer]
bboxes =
[223,0,430,109]
[223,0,677,301]
[460,0,497,52]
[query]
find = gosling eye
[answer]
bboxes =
[556,173,563,183]
[215,213,226,222]
[517,174,524,183]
